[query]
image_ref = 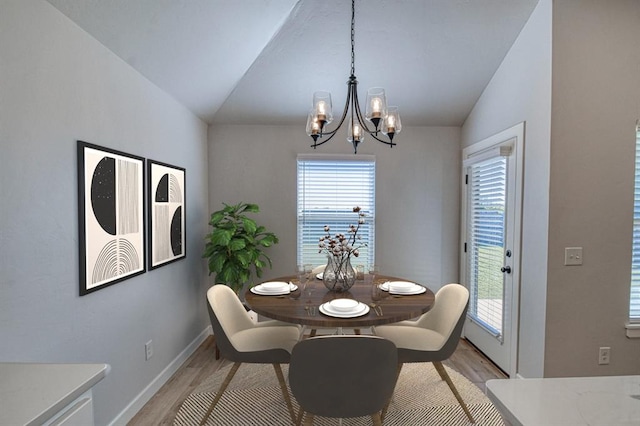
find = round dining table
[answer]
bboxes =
[244,275,435,328]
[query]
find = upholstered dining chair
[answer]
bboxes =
[201,284,301,425]
[209,291,292,360]
[288,335,398,426]
[374,283,475,423]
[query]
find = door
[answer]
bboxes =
[460,123,524,378]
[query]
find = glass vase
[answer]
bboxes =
[323,255,356,292]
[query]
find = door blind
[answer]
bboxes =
[297,156,375,268]
[467,156,507,337]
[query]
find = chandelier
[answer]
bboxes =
[305,0,401,154]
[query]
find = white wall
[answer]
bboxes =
[208,125,461,291]
[0,1,210,424]
[545,0,640,377]
[461,0,552,378]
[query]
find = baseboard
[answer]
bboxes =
[108,325,213,425]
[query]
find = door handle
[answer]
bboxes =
[501,266,511,274]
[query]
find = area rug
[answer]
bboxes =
[174,362,504,425]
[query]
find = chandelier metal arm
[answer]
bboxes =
[310,76,355,148]
[352,83,396,147]
[307,0,399,152]
[311,74,396,149]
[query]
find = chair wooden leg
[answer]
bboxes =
[433,361,475,423]
[295,408,305,426]
[354,328,361,335]
[381,362,403,421]
[371,412,383,426]
[199,362,241,425]
[302,412,314,425]
[272,363,296,424]
[309,329,317,337]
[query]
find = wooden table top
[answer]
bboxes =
[244,275,435,328]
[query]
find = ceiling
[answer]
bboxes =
[46,0,538,127]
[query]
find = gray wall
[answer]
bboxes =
[0,1,211,424]
[463,0,640,378]
[545,0,640,377]
[462,0,552,378]
[4,3,636,425]
[208,124,461,291]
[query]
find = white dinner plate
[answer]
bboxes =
[250,282,297,296]
[387,281,414,291]
[319,302,370,318]
[260,281,290,291]
[250,287,288,296]
[380,281,426,295]
[327,298,359,312]
[380,281,414,291]
[390,286,426,295]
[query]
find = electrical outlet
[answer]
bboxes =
[145,340,153,360]
[564,247,583,266]
[598,346,610,365]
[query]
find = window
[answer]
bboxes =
[466,155,508,338]
[297,155,375,269]
[631,123,640,321]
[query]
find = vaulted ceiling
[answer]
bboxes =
[46,0,538,126]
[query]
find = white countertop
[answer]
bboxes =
[0,363,110,426]
[486,375,640,425]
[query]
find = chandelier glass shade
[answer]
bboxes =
[305,0,401,154]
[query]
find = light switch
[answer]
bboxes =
[564,247,583,266]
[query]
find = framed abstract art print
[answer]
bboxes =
[147,159,186,269]
[77,141,146,295]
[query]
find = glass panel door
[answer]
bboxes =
[461,122,524,378]
[467,156,507,339]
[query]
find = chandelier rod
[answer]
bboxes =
[311,0,358,147]
[345,0,395,143]
[308,0,399,152]
[350,0,356,78]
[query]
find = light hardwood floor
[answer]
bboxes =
[128,335,506,425]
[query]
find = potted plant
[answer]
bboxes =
[203,202,279,294]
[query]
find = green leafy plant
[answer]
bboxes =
[203,202,279,293]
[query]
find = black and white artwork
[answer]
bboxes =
[148,160,185,269]
[77,141,145,295]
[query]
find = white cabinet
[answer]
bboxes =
[49,395,93,426]
[0,363,109,426]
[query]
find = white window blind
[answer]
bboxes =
[297,156,375,269]
[467,156,507,337]
[630,125,640,321]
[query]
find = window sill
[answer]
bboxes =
[625,322,640,338]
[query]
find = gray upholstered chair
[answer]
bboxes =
[201,284,301,425]
[288,335,398,425]
[374,283,474,423]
